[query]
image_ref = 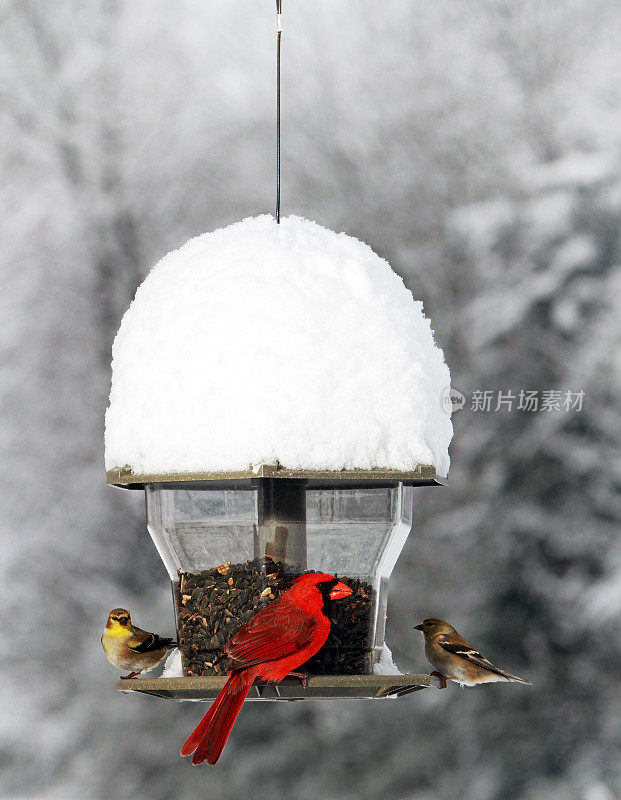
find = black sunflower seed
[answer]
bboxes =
[174,557,373,677]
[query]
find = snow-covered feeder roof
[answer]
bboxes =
[105,216,452,484]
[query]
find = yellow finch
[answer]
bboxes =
[414,618,531,688]
[101,608,177,679]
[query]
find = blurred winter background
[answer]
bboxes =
[1,0,620,798]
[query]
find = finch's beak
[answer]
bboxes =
[329,581,353,601]
[414,624,424,631]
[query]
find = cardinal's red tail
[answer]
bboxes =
[180,672,252,766]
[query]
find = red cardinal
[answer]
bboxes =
[180,572,353,765]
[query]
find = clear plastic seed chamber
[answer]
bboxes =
[116,472,439,682]
[154,479,411,676]
[105,215,453,701]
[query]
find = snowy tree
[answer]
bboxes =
[1,1,620,798]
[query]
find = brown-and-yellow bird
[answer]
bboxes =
[414,618,531,688]
[101,608,177,679]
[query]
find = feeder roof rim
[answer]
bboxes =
[106,463,446,488]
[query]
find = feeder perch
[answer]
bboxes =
[105,216,452,701]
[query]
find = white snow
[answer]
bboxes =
[523,151,617,192]
[373,643,402,676]
[161,648,183,678]
[449,198,515,253]
[105,215,452,477]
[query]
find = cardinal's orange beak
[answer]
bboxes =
[329,581,353,601]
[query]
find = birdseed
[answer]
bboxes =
[174,557,373,676]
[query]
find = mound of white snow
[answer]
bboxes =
[161,648,182,678]
[373,644,402,676]
[105,216,452,476]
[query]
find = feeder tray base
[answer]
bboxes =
[116,674,437,701]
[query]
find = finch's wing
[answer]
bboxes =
[127,627,176,653]
[225,602,320,670]
[438,635,508,677]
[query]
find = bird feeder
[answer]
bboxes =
[105,215,452,701]
[104,6,452,702]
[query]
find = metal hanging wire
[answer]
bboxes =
[276,0,282,223]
